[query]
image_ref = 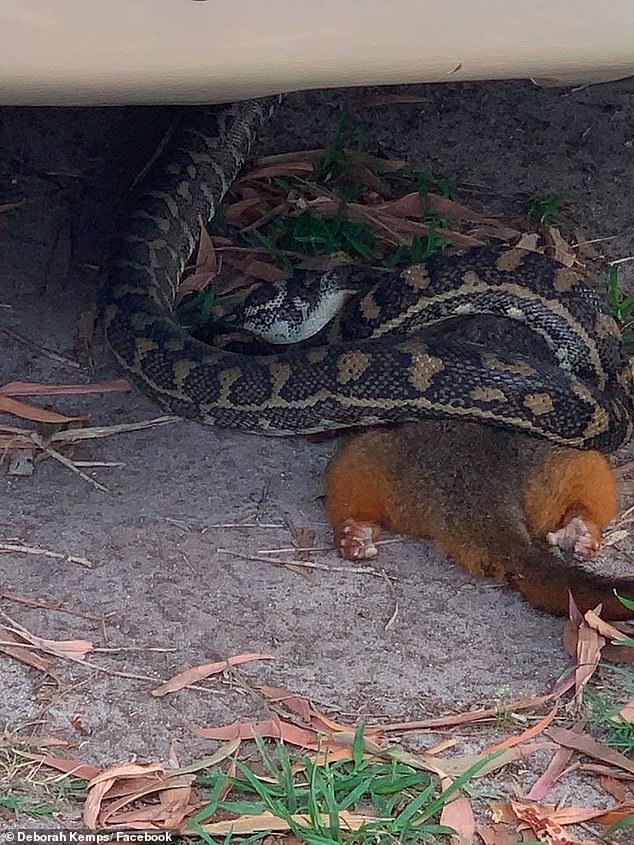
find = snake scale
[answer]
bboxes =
[101,97,634,451]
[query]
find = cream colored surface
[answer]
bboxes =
[0,0,633,105]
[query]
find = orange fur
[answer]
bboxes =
[326,444,387,532]
[523,449,618,541]
[325,421,633,619]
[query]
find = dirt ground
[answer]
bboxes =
[1,80,633,821]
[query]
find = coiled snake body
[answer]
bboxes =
[101,98,633,451]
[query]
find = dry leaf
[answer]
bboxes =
[0,395,84,424]
[574,616,604,702]
[612,697,634,725]
[527,721,582,801]
[300,197,484,248]
[257,685,373,737]
[225,196,268,223]
[484,705,558,754]
[220,252,289,284]
[196,810,373,836]
[515,232,542,252]
[0,379,130,396]
[543,226,577,267]
[177,223,220,301]
[595,802,634,826]
[2,620,92,662]
[353,165,389,198]
[84,779,114,830]
[563,618,634,665]
[600,775,629,803]
[191,716,320,750]
[381,685,575,733]
[546,727,634,775]
[573,227,599,259]
[377,192,493,223]
[476,823,518,845]
[241,259,289,284]
[152,652,274,697]
[100,774,195,826]
[107,803,201,828]
[254,149,406,175]
[510,802,581,844]
[85,762,169,828]
[242,161,315,181]
[21,753,100,780]
[584,609,631,642]
[88,762,165,788]
[439,776,475,845]
[0,628,57,677]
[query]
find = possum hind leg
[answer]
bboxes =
[325,433,388,561]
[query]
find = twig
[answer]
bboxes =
[257,545,335,555]
[217,547,396,580]
[384,600,399,632]
[0,542,94,569]
[570,232,629,248]
[208,522,285,529]
[0,591,112,622]
[29,433,108,493]
[92,646,178,654]
[256,538,406,555]
[165,518,285,532]
[49,416,179,444]
[72,659,161,683]
[73,461,125,468]
[0,327,81,369]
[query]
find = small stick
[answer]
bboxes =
[1,327,81,369]
[217,547,396,580]
[30,434,108,493]
[209,522,285,529]
[73,461,125,468]
[384,601,399,632]
[92,645,178,654]
[256,538,406,555]
[0,542,94,569]
[72,659,161,683]
[0,590,112,622]
[257,545,335,555]
[49,416,178,443]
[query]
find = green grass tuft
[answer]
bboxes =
[585,664,634,754]
[605,265,634,355]
[189,739,498,844]
[0,792,60,818]
[527,192,566,226]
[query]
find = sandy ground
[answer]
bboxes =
[1,80,633,821]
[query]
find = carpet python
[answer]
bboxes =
[100,97,634,451]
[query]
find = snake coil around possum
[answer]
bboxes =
[100,98,633,451]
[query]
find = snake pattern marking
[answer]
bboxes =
[101,97,634,452]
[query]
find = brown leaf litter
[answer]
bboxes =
[18,611,634,839]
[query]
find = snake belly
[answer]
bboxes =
[100,97,634,451]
